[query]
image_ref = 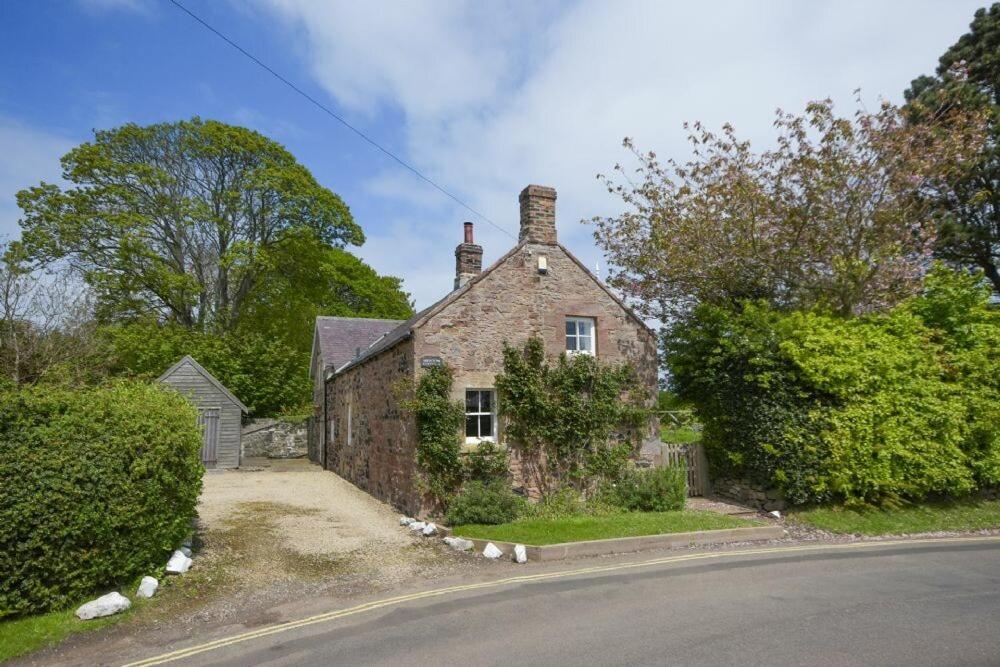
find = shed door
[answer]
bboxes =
[198,408,220,465]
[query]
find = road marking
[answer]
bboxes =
[123,535,1000,666]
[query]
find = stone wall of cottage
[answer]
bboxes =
[325,340,425,515]
[414,242,660,499]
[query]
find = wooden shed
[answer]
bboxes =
[158,355,248,469]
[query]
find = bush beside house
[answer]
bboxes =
[668,267,1000,508]
[0,382,203,617]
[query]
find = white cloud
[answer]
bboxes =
[0,118,75,242]
[258,0,984,309]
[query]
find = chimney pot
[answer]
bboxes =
[463,221,474,244]
[518,185,557,244]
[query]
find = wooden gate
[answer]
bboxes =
[660,442,710,497]
[198,408,220,466]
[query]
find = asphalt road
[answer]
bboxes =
[135,539,1000,667]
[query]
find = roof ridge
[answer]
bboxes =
[317,315,407,323]
[333,241,529,376]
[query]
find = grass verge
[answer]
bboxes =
[452,510,757,545]
[0,601,141,663]
[791,499,1000,536]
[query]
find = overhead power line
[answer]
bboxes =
[166,0,515,238]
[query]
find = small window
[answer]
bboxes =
[565,317,596,355]
[346,400,352,447]
[465,389,496,443]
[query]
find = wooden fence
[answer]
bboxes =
[659,442,710,497]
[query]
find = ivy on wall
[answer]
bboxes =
[496,337,650,493]
[402,365,464,504]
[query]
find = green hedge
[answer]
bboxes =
[668,266,1000,506]
[0,382,203,617]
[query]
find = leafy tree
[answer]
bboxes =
[9,119,414,415]
[236,230,412,354]
[592,98,985,319]
[101,320,311,417]
[905,4,1000,293]
[13,118,363,330]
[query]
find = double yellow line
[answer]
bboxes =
[124,535,1000,666]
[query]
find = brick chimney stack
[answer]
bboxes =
[454,221,483,289]
[518,184,557,245]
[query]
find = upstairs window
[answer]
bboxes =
[465,389,495,443]
[566,317,596,355]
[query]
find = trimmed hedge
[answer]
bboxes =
[0,382,203,617]
[668,266,1000,507]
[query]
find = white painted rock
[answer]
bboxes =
[136,576,158,599]
[769,510,782,519]
[513,544,528,564]
[409,521,427,532]
[400,516,416,526]
[482,542,503,559]
[422,522,437,536]
[179,546,192,558]
[76,592,130,620]
[443,536,474,551]
[166,550,192,574]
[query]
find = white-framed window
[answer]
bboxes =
[465,389,496,443]
[565,316,596,355]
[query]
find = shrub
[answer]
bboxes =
[0,382,203,617]
[604,466,687,512]
[445,481,528,526]
[668,267,999,506]
[464,441,509,483]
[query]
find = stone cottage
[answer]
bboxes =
[312,185,659,515]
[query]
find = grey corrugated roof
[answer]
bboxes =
[315,316,405,373]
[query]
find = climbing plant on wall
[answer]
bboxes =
[403,364,465,504]
[495,337,650,493]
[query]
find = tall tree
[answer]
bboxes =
[237,230,413,354]
[592,97,985,319]
[905,4,1000,292]
[13,118,364,330]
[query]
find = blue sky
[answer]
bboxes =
[0,0,987,308]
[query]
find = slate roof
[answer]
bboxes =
[314,316,405,374]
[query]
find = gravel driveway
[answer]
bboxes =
[23,460,492,666]
[199,458,413,557]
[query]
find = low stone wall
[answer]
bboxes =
[713,477,786,512]
[241,419,308,459]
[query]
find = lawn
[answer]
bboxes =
[791,500,1000,536]
[452,510,757,545]
[0,606,130,663]
[659,424,702,444]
